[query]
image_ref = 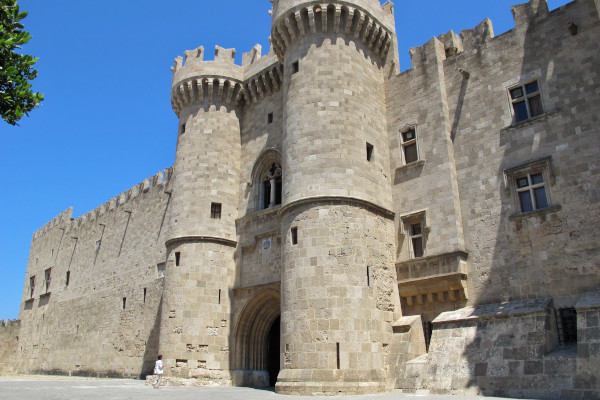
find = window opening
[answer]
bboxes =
[143,288,147,304]
[218,289,222,304]
[367,266,371,287]
[366,143,374,161]
[122,297,127,309]
[292,60,299,74]
[30,276,35,298]
[261,163,282,210]
[181,123,186,134]
[175,252,181,267]
[401,129,418,164]
[516,172,548,212]
[157,263,166,278]
[510,80,543,122]
[557,308,577,346]
[211,203,222,219]
[410,223,424,258]
[44,268,52,292]
[291,227,298,245]
[267,113,273,124]
[65,271,70,287]
[336,343,341,369]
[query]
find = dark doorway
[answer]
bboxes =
[266,316,280,386]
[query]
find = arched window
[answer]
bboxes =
[260,163,282,210]
[251,149,283,212]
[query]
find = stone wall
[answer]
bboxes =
[16,170,171,377]
[0,319,20,374]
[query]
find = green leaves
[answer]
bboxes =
[0,0,43,126]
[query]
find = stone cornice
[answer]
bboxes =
[165,236,237,248]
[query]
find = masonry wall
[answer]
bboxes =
[0,320,20,374]
[17,170,171,377]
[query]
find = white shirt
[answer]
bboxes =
[154,359,163,375]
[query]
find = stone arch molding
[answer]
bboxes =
[233,289,281,373]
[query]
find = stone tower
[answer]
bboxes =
[271,0,402,394]
[159,46,245,384]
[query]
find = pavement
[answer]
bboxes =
[0,375,538,400]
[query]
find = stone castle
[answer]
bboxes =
[1,0,599,398]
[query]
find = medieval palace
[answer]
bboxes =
[1,0,599,398]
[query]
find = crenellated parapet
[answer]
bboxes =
[270,1,395,61]
[171,44,285,114]
[32,168,173,240]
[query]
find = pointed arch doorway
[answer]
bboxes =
[233,289,281,388]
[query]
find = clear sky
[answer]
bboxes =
[0,0,572,320]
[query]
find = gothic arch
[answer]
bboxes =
[251,149,283,211]
[233,289,281,379]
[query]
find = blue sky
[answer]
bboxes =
[0,0,572,320]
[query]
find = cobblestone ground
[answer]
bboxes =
[0,376,539,400]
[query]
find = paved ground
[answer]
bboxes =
[0,376,537,400]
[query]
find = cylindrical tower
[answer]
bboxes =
[272,0,401,395]
[159,45,245,384]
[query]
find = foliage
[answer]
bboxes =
[0,0,43,125]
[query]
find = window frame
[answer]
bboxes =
[44,268,52,293]
[508,79,544,123]
[503,156,556,216]
[400,210,428,259]
[210,202,222,219]
[400,126,420,166]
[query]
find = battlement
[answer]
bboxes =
[270,1,395,61]
[407,0,572,71]
[171,42,284,114]
[33,168,173,240]
[0,319,20,329]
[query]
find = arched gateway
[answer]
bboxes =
[233,290,281,387]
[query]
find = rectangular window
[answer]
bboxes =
[30,276,35,298]
[292,60,299,74]
[211,202,222,219]
[510,80,543,123]
[143,288,147,304]
[157,263,166,278]
[291,227,298,245]
[267,113,273,124]
[65,271,70,287]
[175,252,181,267]
[401,211,427,259]
[366,142,374,161]
[504,157,555,216]
[557,308,577,346]
[181,123,186,134]
[44,268,52,293]
[516,172,548,212]
[401,128,418,164]
[410,223,424,258]
[122,297,127,309]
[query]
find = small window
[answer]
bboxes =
[122,297,127,309]
[157,263,166,278]
[180,123,186,134]
[516,172,548,212]
[401,128,418,164]
[504,157,554,215]
[211,203,222,219]
[292,60,299,74]
[558,308,577,346]
[401,211,427,259]
[30,276,35,298]
[366,142,374,161]
[267,113,273,124]
[410,223,424,258]
[143,288,147,304]
[291,227,298,245]
[175,252,181,267]
[44,268,52,293]
[509,80,543,123]
[65,271,70,287]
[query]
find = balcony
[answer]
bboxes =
[396,251,468,306]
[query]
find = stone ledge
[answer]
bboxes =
[575,291,600,310]
[433,297,552,325]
